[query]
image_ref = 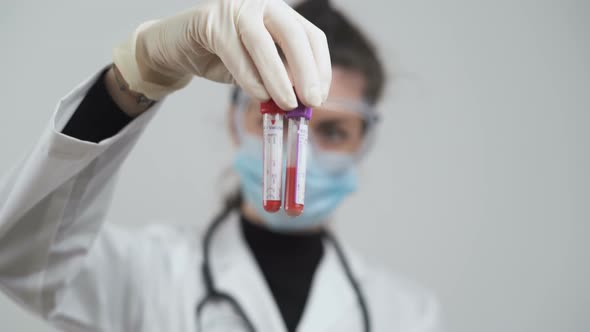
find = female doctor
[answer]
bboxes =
[0,0,441,331]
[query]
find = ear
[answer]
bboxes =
[227,105,239,147]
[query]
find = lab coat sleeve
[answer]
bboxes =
[368,263,444,332]
[0,70,161,324]
[415,290,443,332]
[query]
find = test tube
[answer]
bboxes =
[260,100,285,213]
[284,104,313,217]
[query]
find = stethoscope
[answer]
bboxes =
[195,196,371,332]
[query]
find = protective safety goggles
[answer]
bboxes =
[232,88,380,172]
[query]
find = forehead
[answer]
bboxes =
[328,66,367,101]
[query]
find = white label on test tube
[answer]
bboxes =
[263,115,283,201]
[295,122,308,205]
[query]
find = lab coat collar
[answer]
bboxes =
[297,230,369,332]
[208,213,369,332]
[210,213,286,331]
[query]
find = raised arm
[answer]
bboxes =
[0,0,330,329]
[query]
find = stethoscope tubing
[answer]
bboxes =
[195,201,371,332]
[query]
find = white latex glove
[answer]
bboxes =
[113,0,331,109]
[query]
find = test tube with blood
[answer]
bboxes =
[260,100,285,213]
[284,104,313,217]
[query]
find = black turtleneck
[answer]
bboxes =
[62,69,326,332]
[240,215,324,331]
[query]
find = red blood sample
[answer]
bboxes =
[263,200,281,213]
[261,101,284,213]
[284,166,304,216]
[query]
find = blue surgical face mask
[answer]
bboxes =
[233,135,358,232]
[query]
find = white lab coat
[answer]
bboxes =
[0,71,442,332]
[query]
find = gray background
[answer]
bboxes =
[0,0,588,331]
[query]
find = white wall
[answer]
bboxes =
[0,0,588,331]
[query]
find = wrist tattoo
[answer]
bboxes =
[112,64,156,108]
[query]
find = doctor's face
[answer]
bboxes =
[231,66,369,155]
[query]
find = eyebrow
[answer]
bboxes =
[312,117,358,126]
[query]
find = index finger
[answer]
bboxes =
[265,1,323,108]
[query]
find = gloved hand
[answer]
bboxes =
[113,0,331,109]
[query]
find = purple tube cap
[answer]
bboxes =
[285,102,313,120]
